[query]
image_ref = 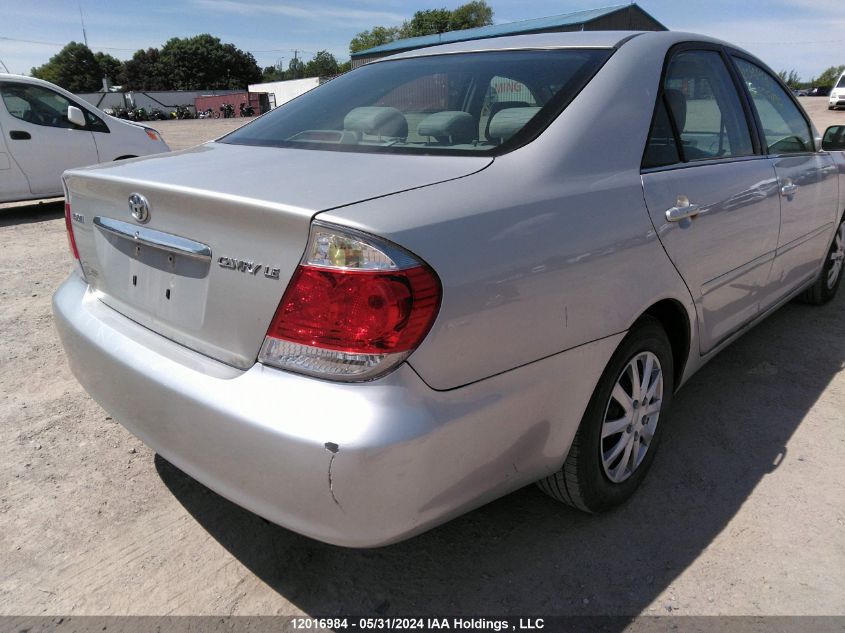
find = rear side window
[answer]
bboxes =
[732,58,813,154]
[642,99,681,168]
[644,49,753,169]
[221,49,612,156]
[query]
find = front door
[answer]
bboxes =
[0,81,99,196]
[640,47,781,354]
[731,57,839,299]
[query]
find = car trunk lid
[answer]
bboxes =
[64,142,490,368]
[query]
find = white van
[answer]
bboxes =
[0,74,170,203]
[830,69,845,110]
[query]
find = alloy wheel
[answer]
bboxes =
[600,351,664,483]
[827,221,845,291]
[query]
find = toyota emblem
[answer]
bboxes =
[128,193,150,224]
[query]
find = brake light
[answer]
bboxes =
[259,223,441,381]
[64,200,80,261]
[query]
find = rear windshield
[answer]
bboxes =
[220,49,612,156]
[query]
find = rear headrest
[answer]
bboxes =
[664,89,687,133]
[487,107,541,144]
[484,101,530,140]
[418,111,475,144]
[343,106,408,138]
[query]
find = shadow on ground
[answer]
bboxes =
[0,199,64,227]
[156,287,845,617]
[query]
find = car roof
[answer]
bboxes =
[378,30,736,62]
[0,73,62,88]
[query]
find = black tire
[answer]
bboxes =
[537,316,674,512]
[799,217,845,305]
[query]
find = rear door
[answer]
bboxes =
[731,56,839,299]
[641,45,781,354]
[0,81,99,196]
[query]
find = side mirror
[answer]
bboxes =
[822,125,845,151]
[67,105,86,127]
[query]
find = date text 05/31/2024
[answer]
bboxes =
[291,618,546,631]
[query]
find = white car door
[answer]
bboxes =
[0,115,33,201]
[0,81,100,196]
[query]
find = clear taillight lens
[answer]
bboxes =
[259,223,441,381]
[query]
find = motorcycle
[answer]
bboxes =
[170,105,194,120]
[196,108,214,119]
[108,107,131,119]
[239,103,255,117]
[219,103,235,119]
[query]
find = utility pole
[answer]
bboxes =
[78,3,89,48]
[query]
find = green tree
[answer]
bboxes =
[261,65,285,82]
[350,25,402,54]
[287,56,306,80]
[350,1,494,54]
[448,0,494,30]
[401,9,452,37]
[811,65,845,88]
[94,52,124,86]
[305,50,339,77]
[158,34,261,90]
[777,69,801,89]
[122,48,169,90]
[30,42,103,92]
[337,60,352,74]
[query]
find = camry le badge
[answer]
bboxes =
[128,193,150,224]
[218,256,281,280]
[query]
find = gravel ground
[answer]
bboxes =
[0,103,844,618]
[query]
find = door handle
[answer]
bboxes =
[780,183,798,196]
[665,196,701,222]
[9,130,31,140]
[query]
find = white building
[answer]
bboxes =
[247,77,322,110]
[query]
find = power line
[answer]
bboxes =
[0,35,136,51]
[0,36,318,59]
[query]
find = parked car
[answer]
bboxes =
[0,74,169,203]
[808,85,832,97]
[830,70,845,110]
[53,31,845,547]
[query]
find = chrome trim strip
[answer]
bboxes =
[93,216,212,261]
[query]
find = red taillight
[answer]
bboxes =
[64,201,80,260]
[266,264,440,354]
[258,223,441,381]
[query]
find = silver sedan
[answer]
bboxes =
[53,30,845,547]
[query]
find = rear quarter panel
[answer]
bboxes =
[321,34,698,390]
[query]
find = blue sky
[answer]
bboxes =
[1,0,843,81]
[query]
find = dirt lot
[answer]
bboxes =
[1,104,844,618]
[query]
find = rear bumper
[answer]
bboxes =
[53,273,620,547]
